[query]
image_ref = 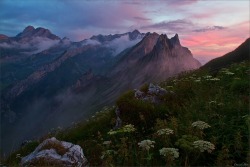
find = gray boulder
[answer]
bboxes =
[148,83,168,96]
[134,89,146,99]
[134,83,169,104]
[114,107,122,130]
[21,137,88,167]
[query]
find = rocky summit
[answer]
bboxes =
[16,25,61,40]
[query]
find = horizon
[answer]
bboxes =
[0,0,249,63]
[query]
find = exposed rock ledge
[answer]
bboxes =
[21,137,88,167]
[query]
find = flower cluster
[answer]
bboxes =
[159,148,179,159]
[108,130,118,135]
[209,77,220,81]
[220,68,235,75]
[122,124,136,133]
[108,124,136,135]
[203,75,212,79]
[138,140,155,151]
[192,121,211,130]
[16,153,21,159]
[193,140,215,153]
[103,141,112,145]
[156,128,174,136]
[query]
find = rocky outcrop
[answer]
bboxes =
[134,83,171,104]
[148,83,168,96]
[21,137,88,167]
[114,107,122,130]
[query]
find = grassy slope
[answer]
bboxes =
[4,61,249,166]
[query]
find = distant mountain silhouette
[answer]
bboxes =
[202,38,250,71]
[16,25,61,40]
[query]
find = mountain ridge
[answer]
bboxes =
[202,38,250,71]
[1,26,201,155]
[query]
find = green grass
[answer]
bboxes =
[3,61,249,166]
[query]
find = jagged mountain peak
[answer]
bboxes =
[23,25,35,33]
[154,34,174,51]
[16,26,60,40]
[131,29,140,34]
[90,30,144,43]
[170,33,181,46]
[129,29,142,40]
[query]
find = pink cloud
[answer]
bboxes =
[181,21,249,64]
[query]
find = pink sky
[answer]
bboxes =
[1,0,249,64]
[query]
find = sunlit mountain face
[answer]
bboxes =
[0,0,249,160]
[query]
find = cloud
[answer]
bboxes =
[0,0,150,41]
[81,39,101,46]
[133,16,151,21]
[166,0,199,7]
[122,1,142,5]
[0,37,59,54]
[105,34,143,56]
[193,26,226,32]
[141,19,194,32]
[141,19,228,35]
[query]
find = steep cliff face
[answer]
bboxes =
[112,33,201,86]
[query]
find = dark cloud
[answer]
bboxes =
[133,16,151,21]
[122,1,142,5]
[166,0,199,6]
[0,0,144,41]
[141,19,226,34]
[193,26,226,32]
[141,19,194,32]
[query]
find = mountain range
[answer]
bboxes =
[0,25,216,154]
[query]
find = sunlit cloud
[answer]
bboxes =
[0,0,248,62]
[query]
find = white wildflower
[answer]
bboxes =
[210,78,220,81]
[138,140,155,151]
[157,128,174,136]
[225,72,234,75]
[108,130,118,135]
[194,79,201,82]
[209,100,217,105]
[203,75,212,79]
[192,121,211,130]
[108,124,136,135]
[159,148,179,159]
[123,124,136,133]
[16,154,21,158]
[103,141,112,145]
[217,102,224,106]
[193,140,215,153]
